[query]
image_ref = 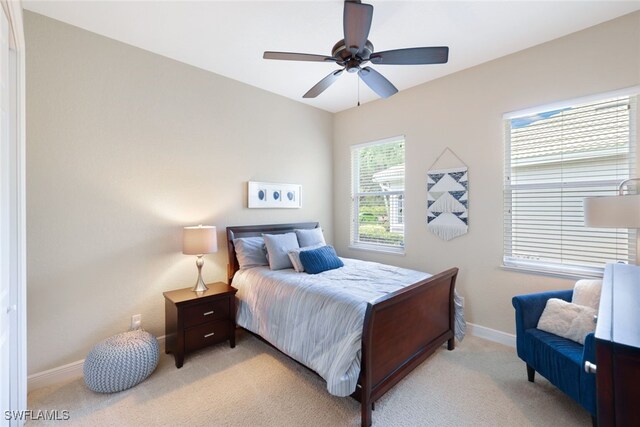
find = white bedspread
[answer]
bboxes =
[232,257,464,397]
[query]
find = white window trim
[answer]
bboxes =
[350,135,406,254]
[501,260,606,280]
[503,91,637,278]
[351,134,406,150]
[348,243,406,255]
[0,1,26,424]
[504,86,640,120]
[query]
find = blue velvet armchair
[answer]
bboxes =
[512,290,596,419]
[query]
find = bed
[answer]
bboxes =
[226,222,459,427]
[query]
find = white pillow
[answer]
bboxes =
[288,244,325,272]
[295,228,326,247]
[263,232,300,270]
[572,279,602,311]
[537,298,597,344]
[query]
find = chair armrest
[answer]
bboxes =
[512,290,573,331]
[512,290,573,358]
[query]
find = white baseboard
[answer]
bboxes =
[28,335,166,392]
[467,322,516,348]
[29,325,516,392]
[27,359,85,392]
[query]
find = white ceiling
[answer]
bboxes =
[23,1,640,113]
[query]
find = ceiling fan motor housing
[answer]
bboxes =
[332,39,373,72]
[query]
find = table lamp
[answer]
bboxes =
[183,225,218,292]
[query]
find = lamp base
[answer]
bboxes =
[192,278,208,293]
[192,255,209,292]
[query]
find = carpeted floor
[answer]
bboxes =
[28,331,591,426]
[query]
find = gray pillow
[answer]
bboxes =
[263,232,300,270]
[233,237,268,269]
[295,228,326,247]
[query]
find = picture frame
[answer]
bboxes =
[248,181,301,209]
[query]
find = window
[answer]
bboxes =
[504,94,637,277]
[351,136,405,252]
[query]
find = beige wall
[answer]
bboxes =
[26,10,640,374]
[333,13,640,335]
[25,12,333,374]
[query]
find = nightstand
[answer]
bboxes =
[163,282,237,368]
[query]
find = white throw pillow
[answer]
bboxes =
[537,298,597,345]
[572,279,602,311]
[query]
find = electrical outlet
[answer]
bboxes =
[131,314,142,330]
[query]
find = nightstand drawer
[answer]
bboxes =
[164,283,237,368]
[183,298,229,328]
[184,320,229,352]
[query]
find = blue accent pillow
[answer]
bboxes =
[288,244,325,273]
[299,245,344,274]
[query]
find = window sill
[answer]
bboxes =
[348,244,405,256]
[500,264,604,281]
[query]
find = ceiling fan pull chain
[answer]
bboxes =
[357,77,360,107]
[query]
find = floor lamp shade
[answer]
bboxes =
[183,226,218,255]
[584,195,640,228]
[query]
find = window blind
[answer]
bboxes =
[504,95,637,277]
[351,137,405,250]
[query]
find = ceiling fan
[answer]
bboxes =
[263,0,449,100]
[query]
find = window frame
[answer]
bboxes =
[350,135,406,254]
[503,88,639,279]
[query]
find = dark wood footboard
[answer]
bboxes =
[356,267,458,427]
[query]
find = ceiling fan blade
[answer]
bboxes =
[370,47,449,65]
[344,1,373,56]
[263,51,336,62]
[303,69,344,98]
[358,67,398,99]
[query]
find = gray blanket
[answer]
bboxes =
[233,258,465,397]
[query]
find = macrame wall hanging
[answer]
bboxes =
[427,148,468,241]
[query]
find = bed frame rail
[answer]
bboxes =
[359,267,458,426]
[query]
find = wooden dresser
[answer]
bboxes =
[163,282,237,368]
[594,263,640,426]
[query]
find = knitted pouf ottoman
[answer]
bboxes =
[84,329,159,393]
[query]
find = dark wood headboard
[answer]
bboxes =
[226,222,320,283]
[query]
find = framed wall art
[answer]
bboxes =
[247,181,301,209]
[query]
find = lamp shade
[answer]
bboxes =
[182,225,218,255]
[584,195,640,228]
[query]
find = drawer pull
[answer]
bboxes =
[203,311,214,316]
[204,332,215,338]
